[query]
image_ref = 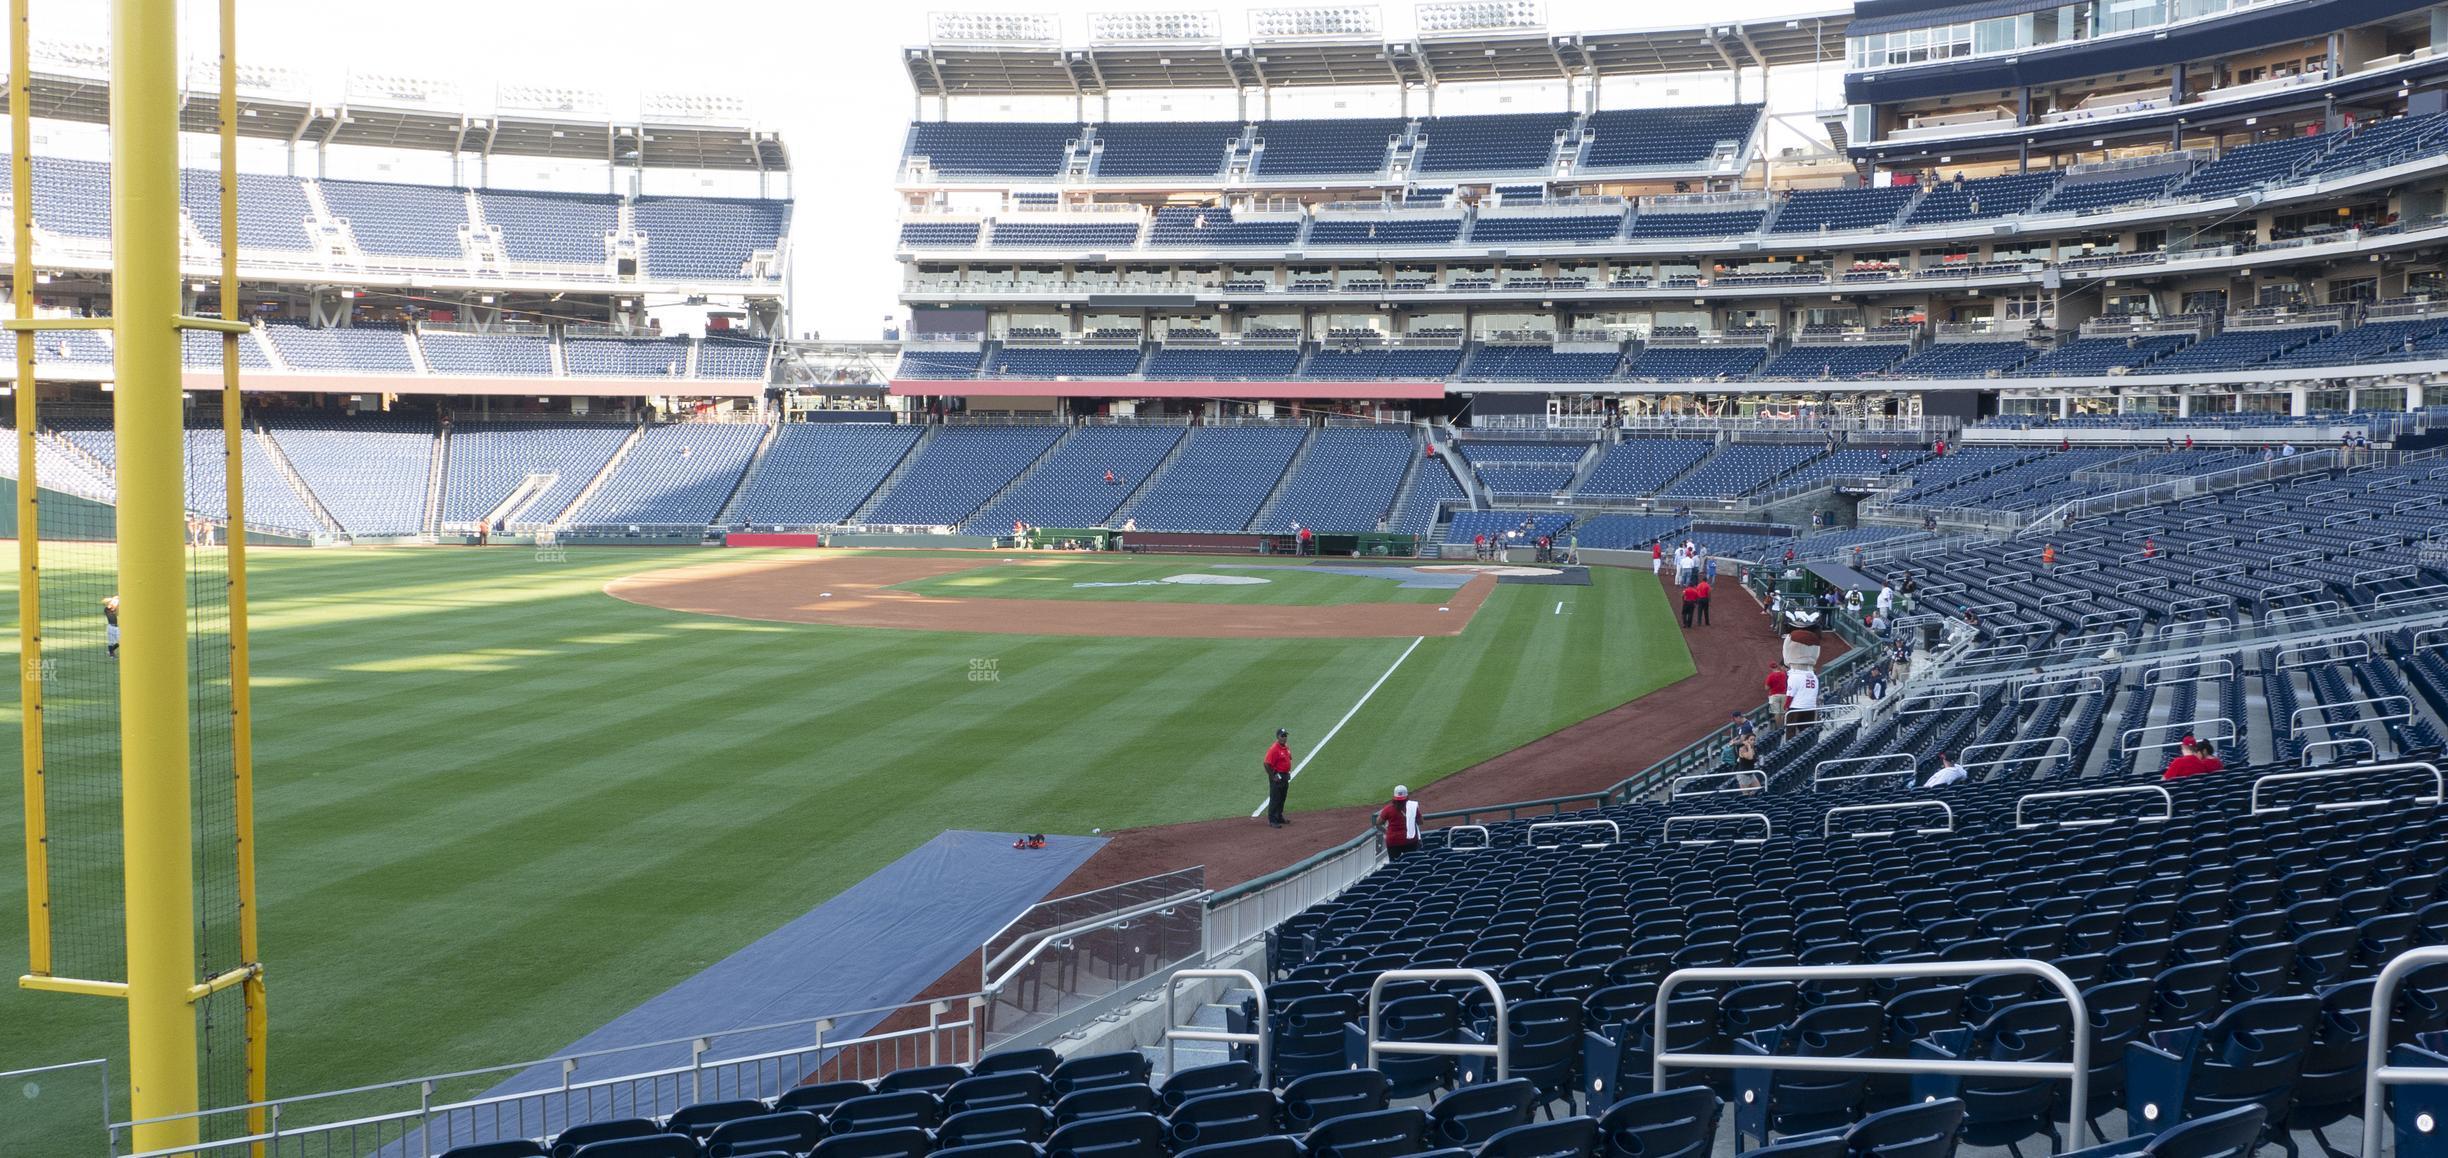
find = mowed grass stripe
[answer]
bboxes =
[0,546,1690,1110]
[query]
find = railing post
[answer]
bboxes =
[1367,969,1507,1082]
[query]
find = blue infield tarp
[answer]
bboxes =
[420,830,1102,1147]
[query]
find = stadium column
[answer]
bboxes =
[112,0,202,1151]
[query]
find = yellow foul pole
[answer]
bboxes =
[10,0,48,980]
[113,0,202,1151]
[217,0,271,1132]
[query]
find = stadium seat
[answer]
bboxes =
[550,1119,659,1158]
[807,1126,931,1158]
[935,1105,1054,1148]
[1157,1060,1261,1111]
[823,1090,942,1135]
[1176,1138,1305,1158]
[1304,1106,1430,1157]
[1423,1077,1538,1146]
[933,1144,1042,1158]
[1594,1086,1722,1158]
[1041,1110,1171,1156]
[943,1071,1052,1115]
[1478,1116,1604,1157]
[1167,1088,1282,1149]
[874,1063,966,1096]
[776,1081,874,1115]
[2059,1104,2266,1158]
[440,1142,546,1158]
[1052,1082,1159,1125]
[703,1111,823,1158]
[566,1136,696,1158]
[971,1047,1062,1077]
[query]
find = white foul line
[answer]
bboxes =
[1554,600,1563,615]
[1251,634,1426,817]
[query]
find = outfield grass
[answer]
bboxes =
[0,545,1690,1130]
[889,557,1456,604]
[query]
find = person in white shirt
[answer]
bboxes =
[1877,585,1895,617]
[1924,752,1969,787]
[1784,666,1821,727]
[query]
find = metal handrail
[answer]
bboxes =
[2016,784,2175,828]
[1367,969,1508,1081]
[2249,761,2445,815]
[1528,819,1621,848]
[2142,657,2237,685]
[1663,812,1772,845]
[1960,736,2072,777]
[2287,695,2412,738]
[2365,946,2448,1158]
[2275,640,2367,670]
[1670,771,1761,799]
[1814,752,1918,786]
[2121,716,2236,755]
[1897,689,1983,716]
[2304,736,2379,765]
[1823,800,1954,838]
[1655,960,2092,1146]
[1166,969,1266,1083]
[1444,824,1491,851]
[2018,674,2106,701]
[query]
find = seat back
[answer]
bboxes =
[1053,1082,1158,1125]
[826,1090,942,1135]
[1843,1096,1966,1158]
[1158,1060,1261,1111]
[807,1125,932,1158]
[775,1081,872,1116]
[1167,1088,1281,1149]
[971,1047,1060,1077]
[1595,1086,1722,1158]
[666,1099,768,1140]
[443,1142,546,1158]
[1283,1068,1393,1130]
[935,1105,1054,1148]
[875,1063,966,1097]
[1304,1106,1429,1158]
[943,1071,1051,1115]
[1425,1077,1538,1145]
[1050,1050,1153,1097]
[2143,1104,2267,1158]
[567,1136,698,1158]
[1478,1116,1602,1157]
[549,1119,658,1158]
[704,1112,823,1158]
[1041,1110,1171,1157]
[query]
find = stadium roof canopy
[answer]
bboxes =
[904,7,1851,97]
[5,43,789,172]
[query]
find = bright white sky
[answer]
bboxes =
[29,0,1845,340]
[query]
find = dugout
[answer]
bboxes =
[1023,527,1118,550]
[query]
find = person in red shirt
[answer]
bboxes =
[1475,533,1488,561]
[1297,526,1314,556]
[2058,437,2071,452]
[2162,737,2224,780]
[1651,541,1664,575]
[1765,665,1790,731]
[2142,537,2158,560]
[1682,582,1700,628]
[1375,785,1423,859]
[1262,728,1294,827]
[1694,578,1713,625]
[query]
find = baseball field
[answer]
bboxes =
[0,544,1691,1119]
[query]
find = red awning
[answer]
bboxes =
[888,378,1446,400]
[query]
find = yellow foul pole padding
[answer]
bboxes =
[113,0,202,1151]
[217,0,271,1133]
[10,0,48,980]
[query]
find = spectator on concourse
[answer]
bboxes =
[2162,737,2224,780]
[1765,665,1789,730]
[1375,786,1423,859]
[1924,752,1969,788]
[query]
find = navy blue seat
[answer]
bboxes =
[1283,1068,1392,1132]
[824,1090,941,1135]
[875,1063,965,1097]
[807,1126,930,1158]
[1426,1077,1539,1145]
[550,1120,659,1158]
[943,1070,1050,1115]
[1479,1115,1603,1157]
[1910,1000,2068,1152]
[1167,1088,1281,1149]
[665,1100,768,1141]
[1304,1106,1430,1158]
[703,1112,821,1158]
[567,1136,696,1158]
[1733,1001,1885,1146]
[776,1082,871,1116]
[1050,1051,1151,1097]
[1159,1060,1261,1111]
[1052,1082,1158,1125]
[442,1142,546,1158]
[2124,994,2319,1140]
[1041,1109,1170,1157]
[1840,1097,1967,1158]
[934,1105,1053,1148]
[971,1047,1060,1077]
[2061,1104,2265,1158]
[1178,1138,1305,1158]
[932,1143,1042,1158]
[1596,1086,1722,1158]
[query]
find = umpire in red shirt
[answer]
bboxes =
[1263,728,1294,827]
